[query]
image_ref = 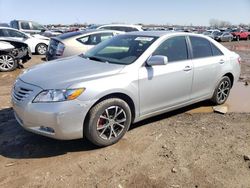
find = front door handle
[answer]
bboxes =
[219,59,225,64]
[184,66,192,71]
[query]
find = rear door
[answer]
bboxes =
[139,36,193,115]
[189,36,224,100]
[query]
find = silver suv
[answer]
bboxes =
[12,31,240,147]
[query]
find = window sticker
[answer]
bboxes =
[135,37,154,42]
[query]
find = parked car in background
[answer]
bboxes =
[215,32,233,42]
[90,24,143,32]
[42,30,64,38]
[203,30,221,39]
[46,29,123,60]
[230,28,250,41]
[10,20,47,34]
[12,31,240,147]
[0,23,10,27]
[0,27,49,55]
[0,39,31,71]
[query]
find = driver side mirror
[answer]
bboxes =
[146,55,168,66]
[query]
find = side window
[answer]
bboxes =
[8,30,26,38]
[0,29,8,37]
[210,42,223,56]
[20,22,31,30]
[190,36,213,58]
[31,22,45,30]
[77,35,90,44]
[123,27,138,32]
[100,26,112,30]
[110,27,125,32]
[77,33,113,45]
[99,33,113,42]
[152,36,188,62]
[10,21,18,29]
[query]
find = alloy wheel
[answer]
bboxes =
[217,80,230,103]
[96,106,127,140]
[0,54,15,71]
[37,44,47,55]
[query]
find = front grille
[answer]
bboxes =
[12,84,33,102]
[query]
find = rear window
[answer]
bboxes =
[190,36,213,59]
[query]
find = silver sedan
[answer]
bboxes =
[46,29,123,60]
[12,31,241,147]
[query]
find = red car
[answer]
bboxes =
[231,28,250,41]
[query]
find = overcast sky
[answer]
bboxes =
[0,0,250,25]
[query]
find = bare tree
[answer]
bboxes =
[209,19,231,28]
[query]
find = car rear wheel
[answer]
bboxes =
[0,54,17,72]
[84,98,132,147]
[36,43,47,55]
[236,36,240,41]
[211,76,231,105]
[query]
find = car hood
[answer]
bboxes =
[32,34,50,40]
[19,56,125,89]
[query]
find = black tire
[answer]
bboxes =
[35,43,47,55]
[236,35,240,41]
[84,98,132,147]
[0,54,17,72]
[247,35,250,41]
[211,76,232,105]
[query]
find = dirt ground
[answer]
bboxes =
[0,41,250,188]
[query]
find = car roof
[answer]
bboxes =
[55,29,123,40]
[122,31,196,37]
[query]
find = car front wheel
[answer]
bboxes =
[36,43,47,55]
[84,98,132,147]
[211,76,232,105]
[0,54,17,72]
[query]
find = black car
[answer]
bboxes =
[0,39,31,71]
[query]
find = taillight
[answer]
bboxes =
[56,42,65,56]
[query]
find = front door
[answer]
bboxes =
[139,36,193,116]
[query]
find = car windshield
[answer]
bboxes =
[82,35,158,65]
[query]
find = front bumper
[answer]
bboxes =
[12,79,95,140]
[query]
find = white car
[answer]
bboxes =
[90,24,143,32]
[0,27,50,55]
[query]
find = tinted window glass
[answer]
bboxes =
[84,35,157,65]
[0,29,8,37]
[190,36,213,58]
[210,42,223,56]
[153,36,188,62]
[100,26,113,30]
[21,22,30,30]
[31,22,45,30]
[77,35,89,44]
[78,33,113,45]
[8,30,26,38]
[10,21,18,29]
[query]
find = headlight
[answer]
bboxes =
[33,88,85,103]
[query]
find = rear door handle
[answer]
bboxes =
[184,66,192,71]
